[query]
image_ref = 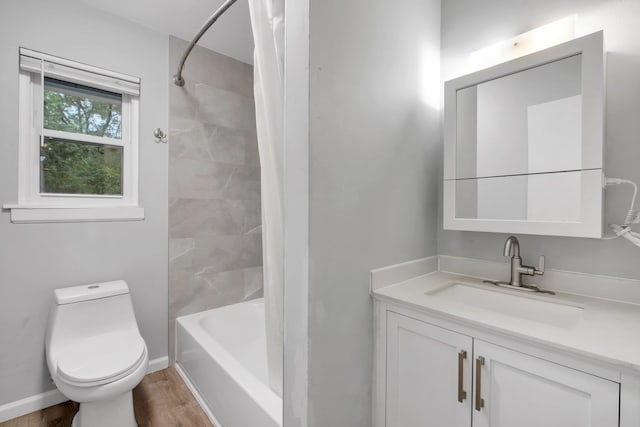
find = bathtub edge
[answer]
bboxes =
[174,363,224,427]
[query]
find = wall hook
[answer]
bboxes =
[154,128,168,143]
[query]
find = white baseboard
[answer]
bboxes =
[0,388,67,423]
[147,355,169,373]
[0,355,170,423]
[174,363,223,427]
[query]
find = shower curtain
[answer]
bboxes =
[248,0,284,397]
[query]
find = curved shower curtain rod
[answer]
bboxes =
[173,0,239,87]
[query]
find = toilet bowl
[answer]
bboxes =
[46,280,148,427]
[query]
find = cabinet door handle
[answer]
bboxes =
[475,356,485,411]
[458,350,467,402]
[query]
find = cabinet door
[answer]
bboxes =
[386,311,472,427]
[472,340,619,427]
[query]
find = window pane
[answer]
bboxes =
[40,137,123,195]
[44,77,122,139]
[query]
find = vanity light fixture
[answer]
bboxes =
[469,15,577,71]
[420,43,441,110]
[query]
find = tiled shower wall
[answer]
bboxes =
[169,36,262,359]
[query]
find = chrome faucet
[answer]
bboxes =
[503,236,545,287]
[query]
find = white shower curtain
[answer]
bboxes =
[248,0,284,397]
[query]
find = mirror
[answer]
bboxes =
[455,170,588,221]
[456,55,582,178]
[443,31,604,238]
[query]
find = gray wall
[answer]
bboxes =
[0,0,168,405]
[306,0,442,425]
[168,37,262,360]
[439,0,640,280]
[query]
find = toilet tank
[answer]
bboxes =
[46,281,141,374]
[53,280,131,305]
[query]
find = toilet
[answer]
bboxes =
[45,280,148,427]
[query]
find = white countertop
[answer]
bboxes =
[373,270,640,373]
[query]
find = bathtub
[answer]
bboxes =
[176,298,282,427]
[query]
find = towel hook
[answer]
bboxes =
[154,128,167,143]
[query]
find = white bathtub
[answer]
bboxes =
[176,298,282,427]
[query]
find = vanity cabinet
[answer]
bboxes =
[381,310,619,427]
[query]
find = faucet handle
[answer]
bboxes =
[534,255,545,276]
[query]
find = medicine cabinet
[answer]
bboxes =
[443,31,604,237]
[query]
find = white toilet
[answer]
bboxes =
[46,280,148,427]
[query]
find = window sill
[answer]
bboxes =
[2,205,145,223]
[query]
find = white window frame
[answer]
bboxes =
[4,48,144,223]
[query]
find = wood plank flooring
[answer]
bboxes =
[0,368,214,427]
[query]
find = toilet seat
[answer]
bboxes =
[56,329,146,387]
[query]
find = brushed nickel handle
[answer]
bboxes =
[458,350,467,402]
[475,356,485,411]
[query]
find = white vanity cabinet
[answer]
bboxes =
[378,308,620,427]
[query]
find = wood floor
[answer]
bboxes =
[0,368,214,427]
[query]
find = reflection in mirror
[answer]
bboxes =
[456,54,582,179]
[455,171,582,221]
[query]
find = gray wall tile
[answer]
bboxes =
[168,36,262,362]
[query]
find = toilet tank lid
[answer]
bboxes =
[54,280,130,305]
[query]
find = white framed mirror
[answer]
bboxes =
[443,31,604,238]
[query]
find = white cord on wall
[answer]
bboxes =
[604,177,640,247]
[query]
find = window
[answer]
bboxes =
[5,48,143,223]
[42,78,124,196]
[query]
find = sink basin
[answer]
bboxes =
[426,283,583,329]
